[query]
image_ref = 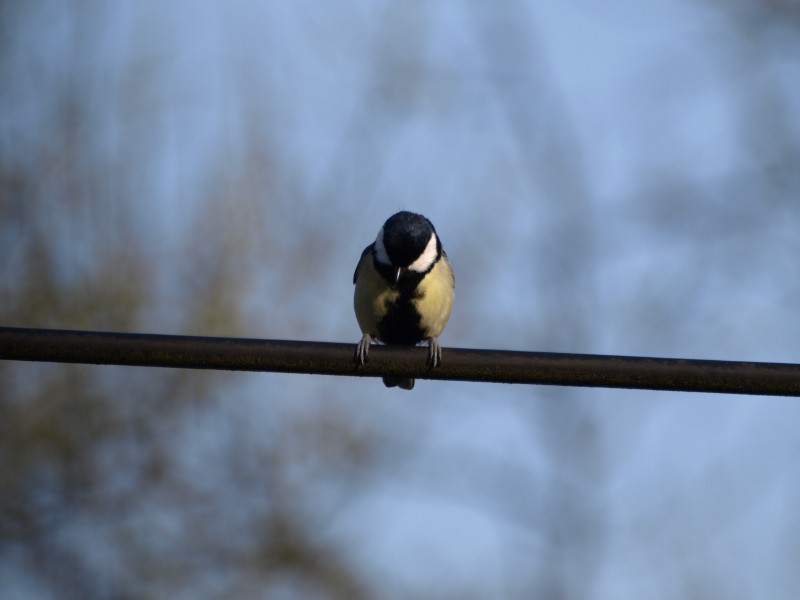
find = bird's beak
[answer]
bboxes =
[394,267,407,284]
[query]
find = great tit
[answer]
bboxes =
[353,211,455,390]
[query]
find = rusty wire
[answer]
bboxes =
[1,326,799,396]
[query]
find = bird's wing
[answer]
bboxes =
[353,243,374,284]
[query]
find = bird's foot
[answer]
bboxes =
[426,337,442,369]
[355,333,372,366]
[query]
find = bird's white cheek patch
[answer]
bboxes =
[374,227,391,265]
[408,233,438,273]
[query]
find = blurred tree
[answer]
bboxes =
[0,4,379,599]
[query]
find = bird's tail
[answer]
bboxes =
[382,376,415,391]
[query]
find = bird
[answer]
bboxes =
[353,210,455,390]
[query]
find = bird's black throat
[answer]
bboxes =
[374,258,427,345]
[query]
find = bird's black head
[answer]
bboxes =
[377,211,437,268]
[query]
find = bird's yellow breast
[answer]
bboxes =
[413,255,454,339]
[353,251,454,343]
[353,257,400,337]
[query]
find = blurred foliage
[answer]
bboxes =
[0,5,377,599]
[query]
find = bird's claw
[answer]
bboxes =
[355,334,372,366]
[426,337,442,369]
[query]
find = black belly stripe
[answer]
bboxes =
[373,254,434,346]
[379,299,424,345]
[378,282,426,345]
